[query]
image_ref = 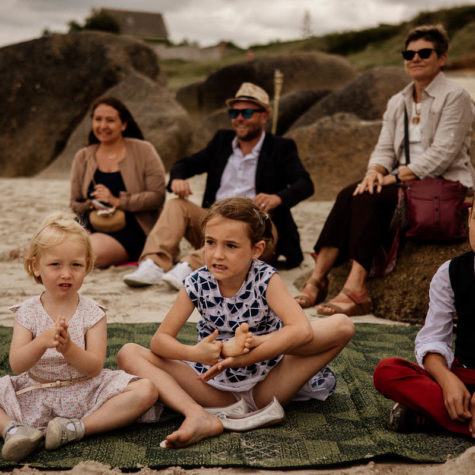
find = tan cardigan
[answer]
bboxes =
[70,138,166,235]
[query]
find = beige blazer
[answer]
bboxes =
[368,72,474,188]
[70,138,166,235]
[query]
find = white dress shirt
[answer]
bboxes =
[215,132,265,201]
[414,256,475,369]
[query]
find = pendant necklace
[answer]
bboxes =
[412,101,422,125]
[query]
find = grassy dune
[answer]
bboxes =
[161,5,475,90]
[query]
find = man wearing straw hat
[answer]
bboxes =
[123,82,314,288]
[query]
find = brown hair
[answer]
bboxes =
[202,197,277,263]
[404,24,449,56]
[25,213,95,284]
[88,96,144,145]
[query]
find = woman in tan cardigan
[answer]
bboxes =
[70,97,166,267]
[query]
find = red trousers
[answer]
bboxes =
[373,357,475,436]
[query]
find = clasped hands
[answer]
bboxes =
[195,323,252,382]
[42,316,71,354]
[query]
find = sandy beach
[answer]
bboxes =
[0,173,334,326]
[0,68,474,475]
[1,173,474,474]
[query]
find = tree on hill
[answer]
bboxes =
[69,9,121,34]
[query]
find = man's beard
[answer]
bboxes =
[238,127,262,142]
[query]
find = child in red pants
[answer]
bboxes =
[374,208,475,438]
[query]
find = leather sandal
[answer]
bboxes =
[317,287,372,317]
[295,277,328,308]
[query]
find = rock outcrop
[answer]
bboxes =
[0,31,189,176]
[291,66,410,129]
[176,52,357,117]
[41,72,191,176]
[286,113,382,200]
[295,237,470,325]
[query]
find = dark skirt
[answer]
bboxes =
[81,212,146,262]
[314,182,399,272]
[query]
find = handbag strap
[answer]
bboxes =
[404,107,410,165]
[87,150,97,187]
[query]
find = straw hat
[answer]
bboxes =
[225,82,271,112]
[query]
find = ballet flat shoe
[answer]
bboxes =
[205,398,249,417]
[216,396,285,432]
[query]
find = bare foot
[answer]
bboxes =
[162,407,223,449]
[221,323,251,358]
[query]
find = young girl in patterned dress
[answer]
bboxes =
[0,214,158,462]
[118,197,355,448]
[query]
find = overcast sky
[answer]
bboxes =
[1,0,475,49]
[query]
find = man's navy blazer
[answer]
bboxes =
[169,130,314,267]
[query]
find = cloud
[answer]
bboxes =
[1,0,474,48]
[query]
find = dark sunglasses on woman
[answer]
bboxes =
[228,108,265,119]
[401,48,436,61]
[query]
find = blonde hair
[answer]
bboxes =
[25,213,95,284]
[202,197,278,263]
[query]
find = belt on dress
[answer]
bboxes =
[15,372,91,396]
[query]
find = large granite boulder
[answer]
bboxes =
[187,110,229,156]
[177,52,357,116]
[0,31,169,176]
[41,72,191,177]
[291,66,410,129]
[296,238,470,325]
[273,88,331,135]
[286,113,382,200]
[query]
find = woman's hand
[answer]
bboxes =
[353,171,385,195]
[193,330,223,365]
[91,184,120,208]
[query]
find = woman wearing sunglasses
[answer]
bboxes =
[295,24,474,315]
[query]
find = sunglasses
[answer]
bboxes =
[401,48,435,60]
[228,108,265,119]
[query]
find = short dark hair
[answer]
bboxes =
[88,96,144,145]
[404,24,449,56]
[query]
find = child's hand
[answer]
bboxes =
[55,317,71,354]
[441,372,472,422]
[38,321,61,350]
[194,330,223,365]
[198,356,234,382]
[221,323,252,358]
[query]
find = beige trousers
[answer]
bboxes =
[140,198,206,271]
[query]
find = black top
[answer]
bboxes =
[448,250,475,368]
[86,170,145,261]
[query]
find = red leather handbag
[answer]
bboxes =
[404,177,466,241]
[402,108,466,242]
